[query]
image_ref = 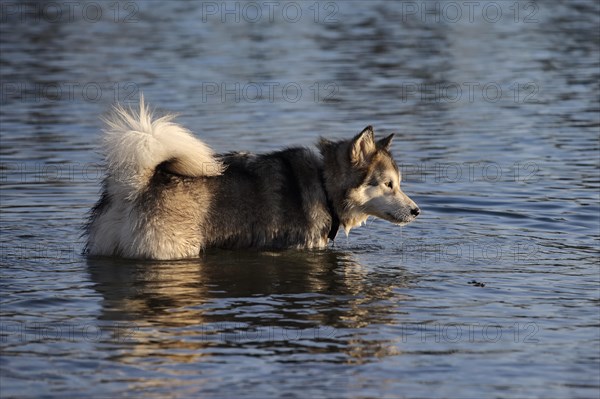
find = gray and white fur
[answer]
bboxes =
[85,98,420,259]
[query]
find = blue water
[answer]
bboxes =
[1,1,599,398]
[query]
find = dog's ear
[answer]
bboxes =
[350,126,376,165]
[377,133,394,151]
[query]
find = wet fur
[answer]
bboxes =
[85,99,419,259]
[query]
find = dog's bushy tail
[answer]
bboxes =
[102,96,223,199]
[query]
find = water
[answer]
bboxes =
[1,1,599,398]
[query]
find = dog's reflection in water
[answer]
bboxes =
[87,249,413,363]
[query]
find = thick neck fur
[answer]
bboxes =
[318,138,369,233]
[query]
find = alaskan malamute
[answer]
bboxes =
[85,98,420,259]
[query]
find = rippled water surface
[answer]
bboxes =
[1,1,599,398]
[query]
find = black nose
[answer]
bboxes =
[411,207,420,217]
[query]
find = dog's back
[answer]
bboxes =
[203,149,333,249]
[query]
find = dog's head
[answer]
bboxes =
[320,126,420,233]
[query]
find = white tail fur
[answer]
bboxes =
[102,96,223,199]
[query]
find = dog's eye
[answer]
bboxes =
[385,181,393,189]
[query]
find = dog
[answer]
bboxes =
[85,98,420,259]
